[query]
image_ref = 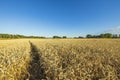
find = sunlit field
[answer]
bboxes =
[0,39,120,80]
[0,39,31,80]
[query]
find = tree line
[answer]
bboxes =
[0,34,45,39]
[0,33,120,39]
[86,33,120,38]
[53,33,120,38]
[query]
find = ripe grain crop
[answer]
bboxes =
[31,39,120,80]
[0,39,31,80]
[0,39,120,80]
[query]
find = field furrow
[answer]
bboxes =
[27,42,46,80]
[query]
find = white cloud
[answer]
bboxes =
[104,26,120,34]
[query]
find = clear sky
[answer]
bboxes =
[0,0,120,37]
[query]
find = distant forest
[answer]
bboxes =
[0,33,120,39]
[0,34,45,39]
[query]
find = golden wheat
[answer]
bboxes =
[0,39,120,80]
[31,39,120,80]
[0,39,31,80]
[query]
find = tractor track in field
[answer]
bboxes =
[27,41,46,80]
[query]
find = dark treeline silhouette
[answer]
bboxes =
[74,36,84,39]
[53,36,62,38]
[0,34,46,39]
[53,36,67,39]
[86,33,120,38]
[0,33,120,39]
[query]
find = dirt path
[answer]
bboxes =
[28,42,46,80]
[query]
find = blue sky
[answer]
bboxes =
[0,0,120,37]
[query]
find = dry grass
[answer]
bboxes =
[0,39,120,80]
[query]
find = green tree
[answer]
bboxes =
[112,34,118,38]
[104,33,112,38]
[63,36,67,38]
[86,34,93,38]
[100,33,112,38]
[53,36,61,38]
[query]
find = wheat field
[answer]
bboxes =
[0,39,120,80]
